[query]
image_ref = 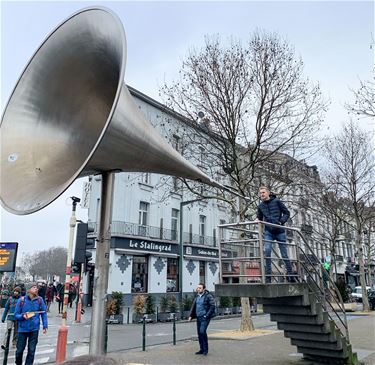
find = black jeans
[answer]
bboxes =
[196,316,210,354]
[16,331,39,365]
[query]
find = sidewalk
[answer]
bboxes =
[109,312,375,365]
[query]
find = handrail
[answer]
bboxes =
[218,220,350,343]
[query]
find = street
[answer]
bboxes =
[0,302,275,363]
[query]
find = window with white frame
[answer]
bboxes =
[141,173,151,185]
[171,208,179,241]
[138,201,149,236]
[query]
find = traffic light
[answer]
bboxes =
[71,262,81,274]
[74,222,95,274]
[74,223,89,264]
[323,262,331,270]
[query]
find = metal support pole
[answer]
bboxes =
[258,222,265,284]
[76,263,84,323]
[172,313,176,345]
[89,171,115,355]
[2,328,12,365]
[142,317,146,351]
[56,196,79,363]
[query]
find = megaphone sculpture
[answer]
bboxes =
[1,6,231,359]
[0,7,223,216]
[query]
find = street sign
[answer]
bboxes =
[0,242,18,272]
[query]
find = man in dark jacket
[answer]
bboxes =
[188,283,216,356]
[256,186,294,283]
[14,282,48,365]
[1,286,21,349]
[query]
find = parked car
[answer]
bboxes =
[350,286,371,302]
[368,289,375,310]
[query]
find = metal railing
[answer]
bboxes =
[88,221,215,246]
[218,221,349,342]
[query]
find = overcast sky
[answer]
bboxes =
[1,1,374,263]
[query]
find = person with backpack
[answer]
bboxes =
[256,186,295,283]
[188,283,216,356]
[14,282,48,365]
[1,286,21,350]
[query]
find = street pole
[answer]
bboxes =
[89,171,115,355]
[56,196,80,363]
[76,263,84,323]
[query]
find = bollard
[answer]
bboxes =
[104,321,108,354]
[2,328,12,365]
[142,316,146,351]
[127,307,130,324]
[172,313,176,345]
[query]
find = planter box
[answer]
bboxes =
[107,314,124,324]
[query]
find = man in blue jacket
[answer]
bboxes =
[1,286,21,350]
[188,283,216,356]
[14,282,48,365]
[256,186,295,283]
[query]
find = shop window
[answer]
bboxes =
[132,256,148,293]
[167,258,179,292]
[199,261,206,284]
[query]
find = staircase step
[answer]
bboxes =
[297,346,348,359]
[263,304,313,315]
[284,330,337,343]
[291,338,342,350]
[277,322,330,333]
[303,354,347,365]
[258,296,308,306]
[270,313,324,325]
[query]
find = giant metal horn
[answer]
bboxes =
[1,7,223,215]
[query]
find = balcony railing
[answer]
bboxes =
[89,221,214,245]
[182,232,215,246]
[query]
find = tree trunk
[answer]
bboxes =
[356,229,370,312]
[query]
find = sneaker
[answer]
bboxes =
[195,350,204,354]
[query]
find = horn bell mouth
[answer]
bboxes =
[0,7,126,215]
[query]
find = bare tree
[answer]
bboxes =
[25,247,67,282]
[347,78,375,118]
[323,121,375,311]
[161,31,327,330]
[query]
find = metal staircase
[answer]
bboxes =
[215,221,359,365]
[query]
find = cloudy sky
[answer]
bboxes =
[1,1,374,262]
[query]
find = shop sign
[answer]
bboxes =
[0,242,18,272]
[113,237,178,255]
[184,246,233,259]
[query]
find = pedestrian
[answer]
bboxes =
[56,282,64,314]
[1,286,21,350]
[68,283,77,308]
[188,283,216,356]
[45,283,54,312]
[256,186,295,283]
[14,282,48,365]
[37,282,46,302]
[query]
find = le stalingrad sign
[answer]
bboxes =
[0,242,18,272]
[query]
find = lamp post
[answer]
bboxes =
[56,196,80,363]
[179,198,206,305]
